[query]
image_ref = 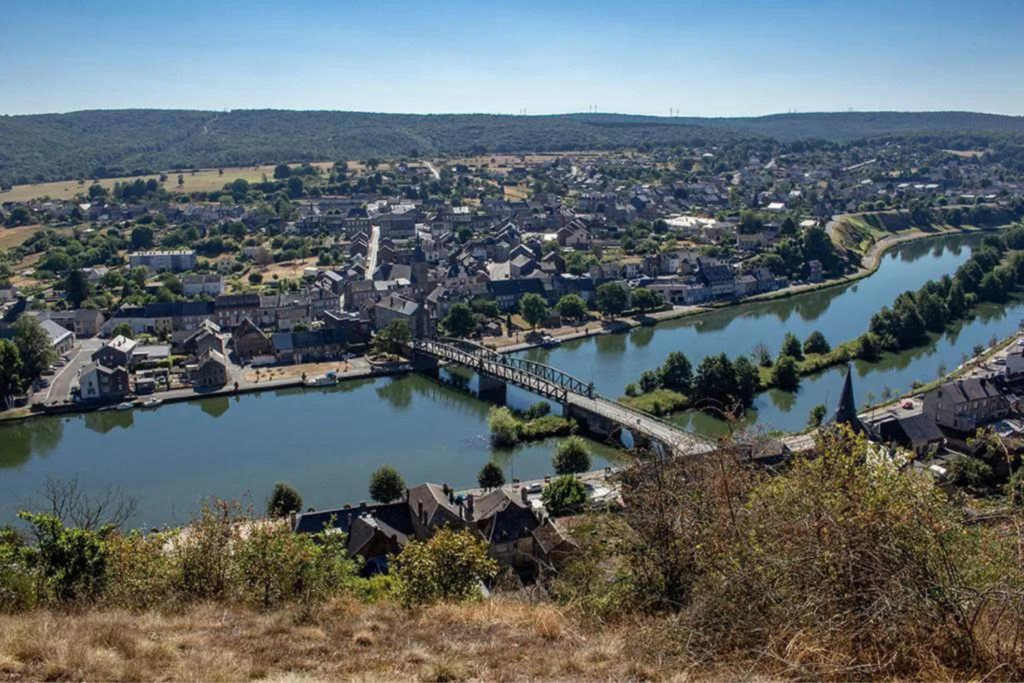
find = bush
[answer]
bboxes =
[553,436,591,475]
[542,475,588,517]
[522,401,552,420]
[391,528,498,607]
[368,465,406,503]
[266,482,303,518]
[947,454,994,489]
[518,415,574,440]
[488,406,522,447]
[233,521,358,607]
[171,500,242,601]
[17,511,109,603]
[104,530,175,610]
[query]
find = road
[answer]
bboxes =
[424,161,441,181]
[42,338,102,405]
[365,223,381,280]
[568,393,715,456]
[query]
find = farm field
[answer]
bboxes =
[0,162,340,203]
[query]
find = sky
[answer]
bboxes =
[1,0,1022,118]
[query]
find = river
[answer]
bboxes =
[2,232,1021,527]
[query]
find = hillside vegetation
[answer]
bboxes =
[2,430,1023,681]
[3,109,1024,186]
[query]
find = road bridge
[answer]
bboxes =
[410,338,713,455]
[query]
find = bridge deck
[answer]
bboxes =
[412,338,713,455]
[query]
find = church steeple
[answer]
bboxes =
[830,365,865,433]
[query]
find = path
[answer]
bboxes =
[365,223,381,280]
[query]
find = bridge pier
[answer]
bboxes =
[565,403,617,439]
[477,375,507,404]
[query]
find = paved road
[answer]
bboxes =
[365,223,381,280]
[424,161,441,181]
[43,338,102,405]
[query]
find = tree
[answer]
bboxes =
[477,462,505,490]
[130,226,154,250]
[542,475,588,517]
[732,356,761,407]
[632,288,662,312]
[519,293,549,330]
[286,176,304,199]
[553,436,591,475]
[595,282,630,317]
[693,353,737,408]
[781,332,804,360]
[13,315,57,385]
[555,294,588,321]
[372,319,412,356]
[266,482,303,518]
[0,340,23,406]
[443,302,476,338]
[658,351,692,393]
[368,465,405,503]
[391,528,498,607]
[947,455,994,489]
[110,323,134,340]
[808,403,827,428]
[273,163,291,179]
[62,269,91,308]
[771,355,800,391]
[803,330,831,355]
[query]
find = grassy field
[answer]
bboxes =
[0,224,46,250]
[0,162,339,203]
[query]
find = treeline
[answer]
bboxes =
[867,225,1024,353]
[6,109,1024,185]
[623,350,760,416]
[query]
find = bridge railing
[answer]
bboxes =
[415,338,594,398]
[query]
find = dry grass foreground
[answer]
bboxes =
[0,598,697,682]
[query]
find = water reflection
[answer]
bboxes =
[83,410,134,434]
[0,418,64,469]
[199,396,230,419]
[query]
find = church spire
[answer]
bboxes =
[830,365,865,433]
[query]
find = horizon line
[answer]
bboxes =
[2,107,1023,119]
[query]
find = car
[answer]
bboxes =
[994,357,1006,365]
[525,483,543,495]
[38,377,50,388]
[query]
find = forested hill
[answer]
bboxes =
[2,109,1024,186]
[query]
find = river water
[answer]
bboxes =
[2,232,1021,527]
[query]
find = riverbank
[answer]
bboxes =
[493,223,998,356]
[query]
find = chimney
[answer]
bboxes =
[404,488,410,501]
[359,500,366,509]
[520,487,528,504]
[466,493,474,515]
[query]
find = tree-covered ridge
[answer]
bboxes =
[4,109,1024,185]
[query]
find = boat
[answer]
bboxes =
[115,401,134,411]
[540,335,562,348]
[304,373,338,387]
[141,397,163,408]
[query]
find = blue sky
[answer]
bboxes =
[1,0,1022,117]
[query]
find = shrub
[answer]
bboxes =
[522,401,552,420]
[17,511,109,603]
[947,454,994,489]
[103,530,175,610]
[553,436,591,475]
[368,465,406,503]
[171,500,242,601]
[542,475,588,517]
[266,482,303,518]
[233,521,358,607]
[391,528,498,607]
[488,406,522,447]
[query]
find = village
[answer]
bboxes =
[2,142,1024,577]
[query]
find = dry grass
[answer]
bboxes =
[259,257,319,280]
[0,162,338,202]
[0,598,726,682]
